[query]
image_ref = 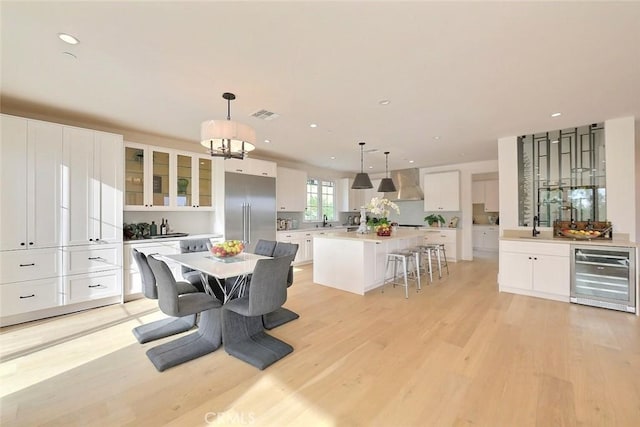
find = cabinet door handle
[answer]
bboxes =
[88,256,106,261]
[29,242,34,245]
[19,263,35,267]
[20,242,26,246]
[19,294,36,299]
[88,284,105,288]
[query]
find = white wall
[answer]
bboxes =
[420,159,499,261]
[605,117,636,241]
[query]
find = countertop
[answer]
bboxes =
[500,230,637,248]
[312,229,426,243]
[124,233,224,245]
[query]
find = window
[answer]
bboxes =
[305,178,336,221]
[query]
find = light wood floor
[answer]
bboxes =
[2,257,639,426]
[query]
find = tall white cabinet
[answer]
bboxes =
[0,117,62,251]
[0,114,124,326]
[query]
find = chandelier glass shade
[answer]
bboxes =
[200,92,256,159]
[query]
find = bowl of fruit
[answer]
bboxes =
[560,228,602,239]
[210,240,245,258]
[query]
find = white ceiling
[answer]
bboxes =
[2,1,639,174]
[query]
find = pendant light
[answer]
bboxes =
[351,142,373,189]
[200,92,256,159]
[377,151,397,192]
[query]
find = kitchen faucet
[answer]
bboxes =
[322,214,328,227]
[532,216,540,237]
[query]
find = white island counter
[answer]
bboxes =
[313,229,425,295]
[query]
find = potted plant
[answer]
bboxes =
[424,214,446,227]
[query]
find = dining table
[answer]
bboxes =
[163,251,271,303]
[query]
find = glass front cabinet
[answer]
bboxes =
[124,142,214,210]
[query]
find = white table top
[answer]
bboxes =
[164,251,270,279]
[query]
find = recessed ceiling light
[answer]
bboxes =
[330,156,336,160]
[309,123,318,128]
[368,166,373,169]
[433,136,440,140]
[379,99,390,105]
[58,33,79,45]
[408,160,415,164]
[264,139,271,143]
[551,112,562,117]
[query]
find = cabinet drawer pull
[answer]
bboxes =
[19,263,36,267]
[88,256,106,261]
[19,294,36,299]
[88,284,105,288]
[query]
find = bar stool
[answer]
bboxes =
[418,244,449,280]
[383,250,421,298]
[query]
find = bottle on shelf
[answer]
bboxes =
[165,219,170,234]
[150,221,158,236]
[160,218,166,235]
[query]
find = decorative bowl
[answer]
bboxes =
[210,240,245,258]
[560,229,603,239]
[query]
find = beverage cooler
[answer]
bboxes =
[570,245,636,313]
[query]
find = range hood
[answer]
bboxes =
[384,168,424,201]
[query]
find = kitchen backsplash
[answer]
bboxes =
[123,211,216,235]
[473,203,499,224]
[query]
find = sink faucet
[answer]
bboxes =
[322,214,328,227]
[532,216,541,237]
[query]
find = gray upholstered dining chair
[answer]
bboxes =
[131,248,199,344]
[146,255,223,372]
[225,239,277,299]
[222,254,296,370]
[262,242,299,330]
[179,238,225,301]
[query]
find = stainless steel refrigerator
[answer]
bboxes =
[224,172,277,253]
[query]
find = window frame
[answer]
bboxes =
[304,178,336,222]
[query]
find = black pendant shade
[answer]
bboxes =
[377,151,396,192]
[351,142,373,189]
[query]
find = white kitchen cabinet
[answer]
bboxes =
[472,180,499,212]
[483,180,499,212]
[123,240,195,299]
[472,226,499,251]
[224,157,277,177]
[0,115,62,251]
[421,228,460,262]
[336,178,370,212]
[277,230,320,264]
[65,269,121,304]
[63,127,123,245]
[0,248,62,284]
[0,277,63,317]
[499,240,570,301]
[277,167,308,212]
[424,170,460,211]
[124,143,215,211]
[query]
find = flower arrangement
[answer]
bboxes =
[366,197,400,227]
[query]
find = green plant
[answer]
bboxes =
[424,214,445,226]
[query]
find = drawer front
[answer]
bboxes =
[66,271,121,303]
[65,245,122,275]
[423,231,455,244]
[0,249,61,283]
[0,277,62,316]
[500,240,569,257]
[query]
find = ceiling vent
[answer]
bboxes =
[251,109,280,120]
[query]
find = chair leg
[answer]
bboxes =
[223,310,293,370]
[402,256,409,299]
[414,252,421,291]
[146,308,222,372]
[262,307,300,330]
[132,314,196,344]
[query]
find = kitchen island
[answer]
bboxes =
[313,229,425,295]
